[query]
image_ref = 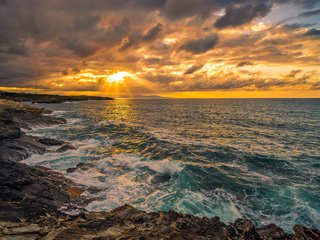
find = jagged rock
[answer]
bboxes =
[57,144,76,152]
[66,162,95,173]
[293,225,320,240]
[0,100,67,162]
[38,138,64,146]
[257,224,292,240]
[0,159,86,222]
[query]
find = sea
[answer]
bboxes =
[23,99,320,232]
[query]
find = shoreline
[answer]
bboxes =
[0,99,319,239]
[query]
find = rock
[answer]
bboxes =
[66,167,77,173]
[232,218,260,239]
[57,144,76,152]
[0,100,67,162]
[0,158,87,222]
[38,138,64,146]
[293,225,320,240]
[257,224,291,240]
[66,162,95,174]
[0,119,22,140]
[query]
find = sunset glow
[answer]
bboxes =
[0,1,319,98]
[107,72,133,84]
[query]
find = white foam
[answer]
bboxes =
[106,154,184,174]
[22,138,102,168]
[44,110,69,116]
[66,118,82,124]
[62,101,78,104]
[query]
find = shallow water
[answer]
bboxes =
[24,99,320,232]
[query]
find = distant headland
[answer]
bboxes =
[0,91,113,103]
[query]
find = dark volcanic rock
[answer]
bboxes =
[293,225,320,240]
[38,137,64,146]
[0,100,68,162]
[257,224,292,239]
[0,159,84,222]
[57,144,77,152]
[3,204,315,240]
[0,114,23,140]
[0,136,47,161]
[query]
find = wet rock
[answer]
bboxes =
[66,162,95,174]
[0,136,47,162]
[66,167,77,173]
[0,159,86,222]
[0,100,67,162]
[38,138,64,146]
[232,218,260,239]
[257,224,291,239]
[293,225,320,240]
[0,118,22,140]
[57,144,77,152]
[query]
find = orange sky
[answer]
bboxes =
[0,0,319,98]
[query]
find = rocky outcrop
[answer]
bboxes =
[1,204,319,239]
[0,99,319,240]
[0,159,86,222]
[0,100,69,161]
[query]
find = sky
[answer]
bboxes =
[0,0,319,98]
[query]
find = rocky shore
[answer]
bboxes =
[0,100,319,240]
[0,91,113,103]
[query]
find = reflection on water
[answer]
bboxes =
[24,99,320,232]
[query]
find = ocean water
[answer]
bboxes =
[23,99,320,232]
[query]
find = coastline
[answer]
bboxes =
[0,99,319,239]
[0,91,114,103]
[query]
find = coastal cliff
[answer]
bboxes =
[0,100,319,240]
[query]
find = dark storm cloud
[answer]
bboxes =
[0,0,319,91]
[214,3,272,29]
[142,24,163,42]
[119,23,163,51]
[184,64,204,74]
[180,34,218,54]
[237,61,254,67]
[303,28,320,36]
[163,0,215,21]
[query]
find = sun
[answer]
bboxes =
[107,71,133,83]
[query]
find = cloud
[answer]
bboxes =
[283,23,315,29]
[142,24,163,42]
[180,34,218,54]
[168,69,315,91]
[163,0,214,21]
[214,3,272,29]
[184,64,204,74]
[303,28,320,36]
[0,0,319,95]
[237,61,254,67]
[119,23,162,51]
[298,8,320,17]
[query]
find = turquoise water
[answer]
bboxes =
[24,99,320,231]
